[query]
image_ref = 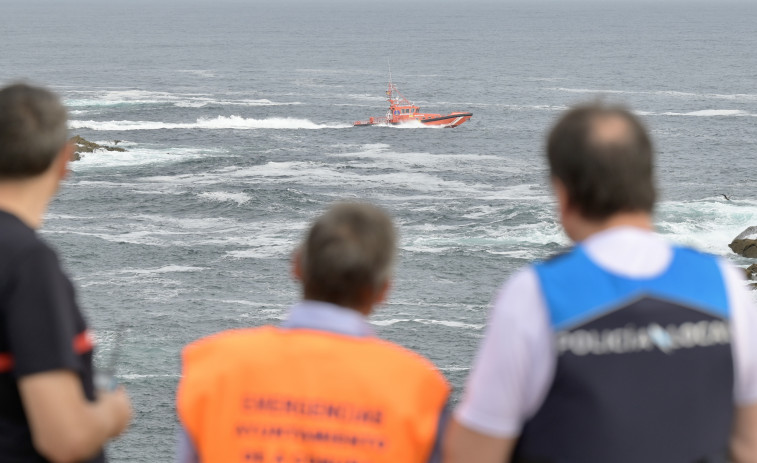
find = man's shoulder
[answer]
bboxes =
[184,326,274,356]
[0,214,61,295]
[181,327,449,396]
[0,212,53,262]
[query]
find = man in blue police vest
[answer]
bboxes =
[444,103,757,463]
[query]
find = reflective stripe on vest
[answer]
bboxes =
[0,329,94,374]
[177,326,449,463]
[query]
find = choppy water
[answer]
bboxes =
[2,0,757,461]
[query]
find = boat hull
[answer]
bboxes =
[354,112,472,128]
[418,112,472,127]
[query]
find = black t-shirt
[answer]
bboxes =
[0,210,104,463]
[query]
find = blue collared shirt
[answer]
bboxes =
[176,301,446,463]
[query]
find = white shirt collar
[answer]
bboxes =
[281,300,375,337]
[580,226,673,278]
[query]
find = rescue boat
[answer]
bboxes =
[354,79,472,128]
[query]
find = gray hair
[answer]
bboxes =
[301,202,397,308]
[0,83,68,179]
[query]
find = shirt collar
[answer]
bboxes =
[281,300,375,338]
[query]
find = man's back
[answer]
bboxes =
[176,203,450,463]
[0,83,131,463]
[520,229,734,462]
[453,227,757,463]
[178,323,449,463]
[445,103,757,463]
[0,210,102,462]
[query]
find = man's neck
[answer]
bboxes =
[569,211,653,243]
[0,180,51,229]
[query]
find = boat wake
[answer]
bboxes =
[69,116,351,131]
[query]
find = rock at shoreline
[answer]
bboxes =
[729,227,757,258]
[69,135,126,161]
[745,264,757,280]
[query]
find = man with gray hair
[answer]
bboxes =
[445,103,757,463]
[177,202,450,463]
[0,83,132,462]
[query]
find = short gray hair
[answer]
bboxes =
[0,83,68,179]
[301,202,397,308]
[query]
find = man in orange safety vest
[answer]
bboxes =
[176,202,450,463]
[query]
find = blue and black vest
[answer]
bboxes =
[513,245,734,463]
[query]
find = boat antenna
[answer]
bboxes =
[387,60,394,102]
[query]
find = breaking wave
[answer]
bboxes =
[661,109,752,117]
[69,116,350,131]
[64,89,302,108]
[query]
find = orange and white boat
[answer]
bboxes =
[354,79,472,128]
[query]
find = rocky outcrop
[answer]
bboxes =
[745,264,757,280]
[69,135,126,161]
[729,227,757,258]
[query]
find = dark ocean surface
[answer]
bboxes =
[2,0,757,460]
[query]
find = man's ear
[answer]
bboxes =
[54,142,74,180]
[373,279,391,306]
[291,248,304,282]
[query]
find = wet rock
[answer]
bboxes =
[729,227,757,258]
[69,135,126,161]
[745,264,757,280]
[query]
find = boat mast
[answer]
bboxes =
[387,61,394,104]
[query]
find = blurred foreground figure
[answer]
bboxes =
[0,84,132,462]
[445,104,757,463]
[177,203,450,463]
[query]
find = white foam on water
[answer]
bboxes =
[400,245,455,254]
[177,69,216,78]
[439,366,471,372]
[52,213,266,248]
[547,87,629,95]
[216,300,289,308]
[222,161,488,195]
[66,89,302,109]
[225,243,295,259]
[486,249,545,259]
[369,318,410,326]
[655,199,757,256]
[69,116,350,130]
[70,146,209,169]
[198,191,252,205]
[330,144,507,171]
[704,92,757,102]
[117,265,207,275]
[549,87,757,105]
[173,98,303,108]
[476,183,553,202]
[662,109,750,117]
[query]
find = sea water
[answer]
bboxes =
[2,0,757,460]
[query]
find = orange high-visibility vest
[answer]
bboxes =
[177,326,450,463]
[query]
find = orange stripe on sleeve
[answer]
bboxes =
[0,329,94,374]
[0,353,14,373]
